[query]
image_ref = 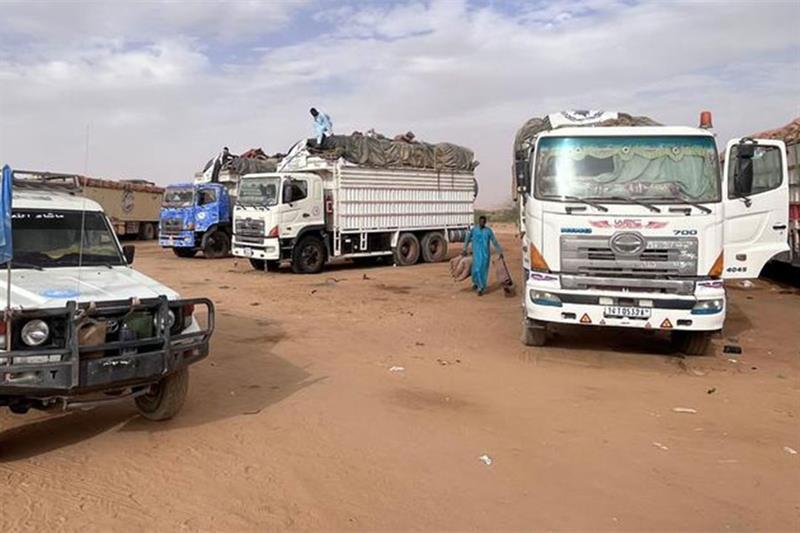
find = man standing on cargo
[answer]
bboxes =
[310,107,333,147]
[462,216,503,296]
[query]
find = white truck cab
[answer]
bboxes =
[514,112,788,354]
[1,173,214,418]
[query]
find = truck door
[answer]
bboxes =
[280,177,323,238]
[722,138,789,279]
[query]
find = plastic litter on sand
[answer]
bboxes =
[652,442,669,451]
[389,366,405,372]
[479,454,493,466]
[672,407,698,414]
[784,446,798,455]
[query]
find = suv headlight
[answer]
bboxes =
[21,319,50,346]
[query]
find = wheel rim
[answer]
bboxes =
[302,244,321,269]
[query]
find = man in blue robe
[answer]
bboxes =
[310,107,333,146]
[462,216,503,295]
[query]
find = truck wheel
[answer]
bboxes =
[421,232,448,263]
[394,233,420,266]
[522,319,547,346]
[135,368,189,421]
[672,331,712,356]
[203,231,230,259]
[173,248,197,258]
[292,236,326,274]
[139,222,156,240]
[249,258,265,270]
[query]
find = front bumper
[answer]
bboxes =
[232,236,280,260]
[159,230,195,248]
[524,274,725,331]
[0,297,214,398]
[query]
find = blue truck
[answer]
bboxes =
[159,182,232,258]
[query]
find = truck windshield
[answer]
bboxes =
[162,188,194,208]
[8,210,125,269]
[535,136,721,203]
[238,177,280,207]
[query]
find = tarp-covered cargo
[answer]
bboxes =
[751,117,800,146]
[514,111,662,160]
[203,148,282,177]
[306,132,479,171]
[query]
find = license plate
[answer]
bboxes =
[604,306,651,318]
[241,248,253,257]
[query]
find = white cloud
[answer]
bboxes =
[0,0,797,206]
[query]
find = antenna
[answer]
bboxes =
[84,122,91,174]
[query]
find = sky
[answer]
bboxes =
[0,0,798,207]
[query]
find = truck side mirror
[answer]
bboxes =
[734,143,755,196]
[514,159,530,192]
[123,245,136,264]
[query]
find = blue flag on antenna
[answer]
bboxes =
[0,165,13,264]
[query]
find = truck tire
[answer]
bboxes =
[139,222,156,240]
[672,331,712,356]
[421,232,448,263]
[173,248,197,258]
[394,233,420,266]
[292,236,326,274]
[522,319,547,346]
[203,231,230,259]
[135,368,189,421]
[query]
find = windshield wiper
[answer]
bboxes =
[2,261,44,271]
[563,195,609,212]
[644,193,712,214]
[605,196,661,213]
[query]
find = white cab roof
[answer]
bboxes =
[13,189,104,212]
[537,126,715,138]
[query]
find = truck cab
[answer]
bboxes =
[232,172,325,272]
[514,111,789,354]
[1,171,214,419]
[159,182,232,258]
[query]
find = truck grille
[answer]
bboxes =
[235,218,265,237]
[161,218,184,234]
[560,234,698,277]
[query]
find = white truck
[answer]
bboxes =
[1,172,214,419]
[231,140,476,273]
[513,111,789,354]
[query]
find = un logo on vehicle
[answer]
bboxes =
[609,232,646,256]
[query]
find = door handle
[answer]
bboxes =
[773,224,787,230]
[302,213,310,218]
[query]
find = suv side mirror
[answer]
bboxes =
[123,245,135,264]
[734,143,755,196]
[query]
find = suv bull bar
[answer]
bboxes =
[0,296,214,398]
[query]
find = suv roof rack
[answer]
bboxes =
[12,170,82,192]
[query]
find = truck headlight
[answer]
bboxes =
[691,299,724,315]
[530,290,562,307]
[21,319,50,346]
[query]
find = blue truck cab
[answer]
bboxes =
[159,183,232,258]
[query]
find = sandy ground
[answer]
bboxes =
[1,227,799,532]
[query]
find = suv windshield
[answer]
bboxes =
[238,177,280,207]
[535,135,721,203]
[162,187,194,208]
[8,210,125,269]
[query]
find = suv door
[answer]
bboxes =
[722,138,789,279]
